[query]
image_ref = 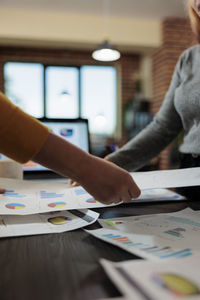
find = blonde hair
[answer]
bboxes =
[187,0,200,42]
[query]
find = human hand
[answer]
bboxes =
[78,155,141,205]
[69,179,80,187]
[0,188,6,194]
[33,132,140,205]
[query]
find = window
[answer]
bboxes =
[4,62,117,136]
[81,66,116,135]
[4,62,44,118]
[46,66,79,118]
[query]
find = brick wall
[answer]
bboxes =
[151,18,196,169]
[117,54,141,146]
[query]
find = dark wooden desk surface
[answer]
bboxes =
[1,200,200,300]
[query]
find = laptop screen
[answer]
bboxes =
[24,118,90,172]
[1,118,90,175]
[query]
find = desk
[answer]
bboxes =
[1,200,200,300]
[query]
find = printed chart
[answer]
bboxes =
[0,209,99,238]
[0,178,187,215]
[0,178,113,215]
[132,188,186,202]
[87,208,200,261]
[101,256,200,300]
[86,228,195,261]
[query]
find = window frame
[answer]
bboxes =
[3,60,118,137]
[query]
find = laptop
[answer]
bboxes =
[1,118,90,179]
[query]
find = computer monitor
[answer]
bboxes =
[1,118,90,178]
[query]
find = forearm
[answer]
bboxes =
[0,93,49,163]
[33,132,140,203]
[107,119,182,171]
[33,132,91,181]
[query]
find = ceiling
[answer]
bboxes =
[0,0,187,19]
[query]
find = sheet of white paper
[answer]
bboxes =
[0,167,195,215]
[0,178,117,215]
[131,167,200,190]
[99,298,129,300]
[98,208,200,250]
[0,209,99,238]
[101,256,200,300]
[87,208,200,260]
[131,188,186,202]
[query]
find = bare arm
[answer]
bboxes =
[33,132,140,204]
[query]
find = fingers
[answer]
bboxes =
[71,181,80,187]
[113,182,141,204]
[120,192,132,204]
[0,188,6,194]
[129,183,141,199]
[88,179,140,206]
[69,179,80,187]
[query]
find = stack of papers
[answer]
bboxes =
[95,208,200,299]
[0,178,115,215]
[0,166,199,238]
[0,172,189,216]
[0,178,102,237]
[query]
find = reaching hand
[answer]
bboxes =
[69,179,80,187]
[0,188,6,194]
[77,155,140,204]
[33,132,140,205]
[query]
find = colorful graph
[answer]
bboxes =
[60,128,73,137]
[103,233,134,246]
[86,198,99,204]
[164,227,186,238]
[152,273,200,296]
[3,190,26,198]
[48,216,71,225]
[102,232,193,259]
[48,202,67,208]
[40,191,64,199]
[105,220,124,226]
[75,189,88,196]
[5,203,25,210]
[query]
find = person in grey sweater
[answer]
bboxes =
[107,0,200,200]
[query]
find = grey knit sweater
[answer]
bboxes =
[108,44,200,171]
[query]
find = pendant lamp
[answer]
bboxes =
[92,39,121,62]
[92,0,121,62]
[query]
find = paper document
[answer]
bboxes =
[131,167,200,190]
[0,167,197,215]
[0,209,99,238]
[101,256,200,300]
[131,188,185,202]
[0,178,117,215]
[86,208,200,260]
[99,298,127,300]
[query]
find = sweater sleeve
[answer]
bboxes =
[107,53,185,171]
[0,93,49,163]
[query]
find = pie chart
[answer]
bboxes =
[6,203,25,209]
[48,201,67,208]
[48,216,71,225]
[152,273,200,296]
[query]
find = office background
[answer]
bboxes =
[0,0,195,170]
